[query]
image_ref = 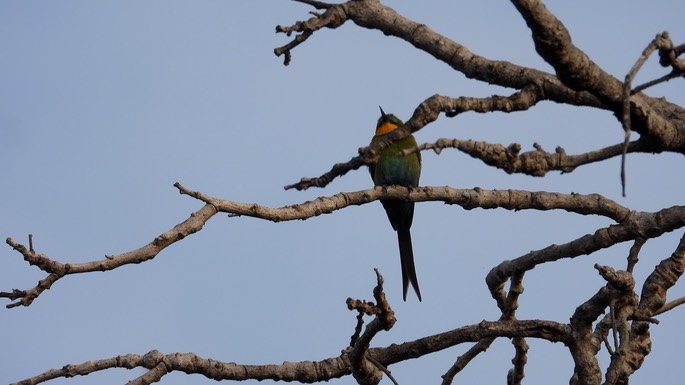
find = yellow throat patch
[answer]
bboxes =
[375,121,399,136]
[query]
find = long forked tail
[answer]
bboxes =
[397,226,422,301]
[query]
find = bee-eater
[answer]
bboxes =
[369,107,422,301]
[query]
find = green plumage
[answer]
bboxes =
[369,108,422,301]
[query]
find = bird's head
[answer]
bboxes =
[375,106,404,136]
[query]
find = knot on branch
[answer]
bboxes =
[595,264,635,292]
[653,32,685,73]
[142,350,167,368]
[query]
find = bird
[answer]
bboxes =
[369,106,422,301]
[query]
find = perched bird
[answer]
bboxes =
[369,107,422,301]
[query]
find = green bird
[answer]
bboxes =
[369,107,422,301]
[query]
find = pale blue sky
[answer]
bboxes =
[1,1,683,384]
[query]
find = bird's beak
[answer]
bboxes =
[379,106,387,120]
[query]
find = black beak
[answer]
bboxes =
[379,106,387,120]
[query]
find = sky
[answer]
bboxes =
[1,1,683,384]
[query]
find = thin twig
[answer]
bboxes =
[626,237,646,273]
[655,295,685,315]
[621,32,674,197]
[632,70,683,93]
[366,355,400,385]
[292,0,332,9]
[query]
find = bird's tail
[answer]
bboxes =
[397,226,422,301]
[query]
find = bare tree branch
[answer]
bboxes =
[633,69,684,94]
[404,138,654,177]
[511,0,621,100]
[565,265,637,385]
[2,184,641,308]
[1,204,216,308]
[278,2,684,191]
[511,0,685,151]
[655,295,685,315]
[508,336,529,385]
[621,32,678,196]
[442,271,526,385]
[376,319,571,366]
[486,206,685,303]
[292,0,333,10]
[277,1,604,107]
[346,270,395,385]
[275,1,344,65]
[602,233,685,384]
[568,266,637,385]
[180,183,634,222]
[630,31,685,93]
[626,237,646,273]
[638,233,685,316]
[13,318,570,385]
